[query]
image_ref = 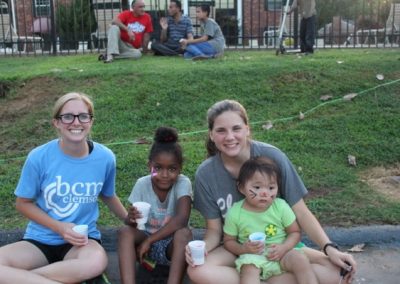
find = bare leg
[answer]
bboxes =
[187,246,296,284]
[0,241,60,283]
[166,228,192,284]
[186,245,297,284]
[0,240,105,284]
[268,247,341,284]
[118,225,147,284]
[32,239,108,283]
[265,272,297,284]
[280,250,318,284]
[240,264,261,284]
[302,247,341,284]
[0,265,61,284]
[187,245,240,284]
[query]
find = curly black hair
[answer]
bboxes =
[148,126,183,166]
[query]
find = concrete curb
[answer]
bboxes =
[309,225,400,247]
[1,225,400,250]
[1,226,400,284]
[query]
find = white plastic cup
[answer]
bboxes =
[249,232,266,254]
[188,240,206,265]
[133,201,151,230]
[73,224,89,244]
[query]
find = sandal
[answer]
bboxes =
[104,58,113,64]
[103,54,114,63]
[98,54,106,61]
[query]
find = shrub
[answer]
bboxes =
[56,0,97,50]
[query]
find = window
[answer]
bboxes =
[1,1,8,15]
[33,0,50,17]
[265,0,282,11]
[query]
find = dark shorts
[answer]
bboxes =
[144,232,173,266]
[23,238,101,264]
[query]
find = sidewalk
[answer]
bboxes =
[104,243,400,284]
[1,225,400,283]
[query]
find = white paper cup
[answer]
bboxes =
[188,240,206,265]
[249,232,266,254]
[73,224,88,244]
[73,224,88,235]
[133,201,151,230]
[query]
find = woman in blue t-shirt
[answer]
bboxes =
[185,100,357,284]
[0,92,128,283]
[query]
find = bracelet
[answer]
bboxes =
[323,242,339,256]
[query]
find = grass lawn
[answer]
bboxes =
[0,49,399,230]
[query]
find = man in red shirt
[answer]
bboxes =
[103,0,153,63]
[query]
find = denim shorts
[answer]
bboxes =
[144,232,173,266]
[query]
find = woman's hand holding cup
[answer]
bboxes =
[187,240,206,267]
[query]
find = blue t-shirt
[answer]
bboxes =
[15,139,116,245]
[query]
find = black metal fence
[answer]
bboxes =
[0,0,399,56]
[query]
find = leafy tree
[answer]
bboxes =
[316,0,392,29]
[57,0,97,49]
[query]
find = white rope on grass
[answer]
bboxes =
[1,78,399,164]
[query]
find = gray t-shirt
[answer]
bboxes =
[128,174,192,233]
[202,18,225,53]
[193,141,307,220]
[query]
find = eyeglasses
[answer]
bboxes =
[57,113,93,124]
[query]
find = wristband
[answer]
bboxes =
[323,242,339,256]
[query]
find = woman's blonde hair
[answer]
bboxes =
[52,92,94,119]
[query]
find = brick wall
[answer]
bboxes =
[243,1,280,45]
[15,0,33,36]
[14,0,74,37]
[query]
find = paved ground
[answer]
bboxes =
[103,243,400,284]
[1,225,400,284]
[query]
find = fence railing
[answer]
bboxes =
[0,0,399,56]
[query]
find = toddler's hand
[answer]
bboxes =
[267,244,287,261]
[243,240,264,255]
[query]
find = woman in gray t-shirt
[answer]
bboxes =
[180,5,225,60]
[186,100,357,284]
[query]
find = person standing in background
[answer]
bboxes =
[288,0,316,54]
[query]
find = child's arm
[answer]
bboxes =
[100,195,128,221]
[180,35,208,46]
[224,233,264,256]
[268,220,301,261]
[223,233,242,255]
[137,195,191,258]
